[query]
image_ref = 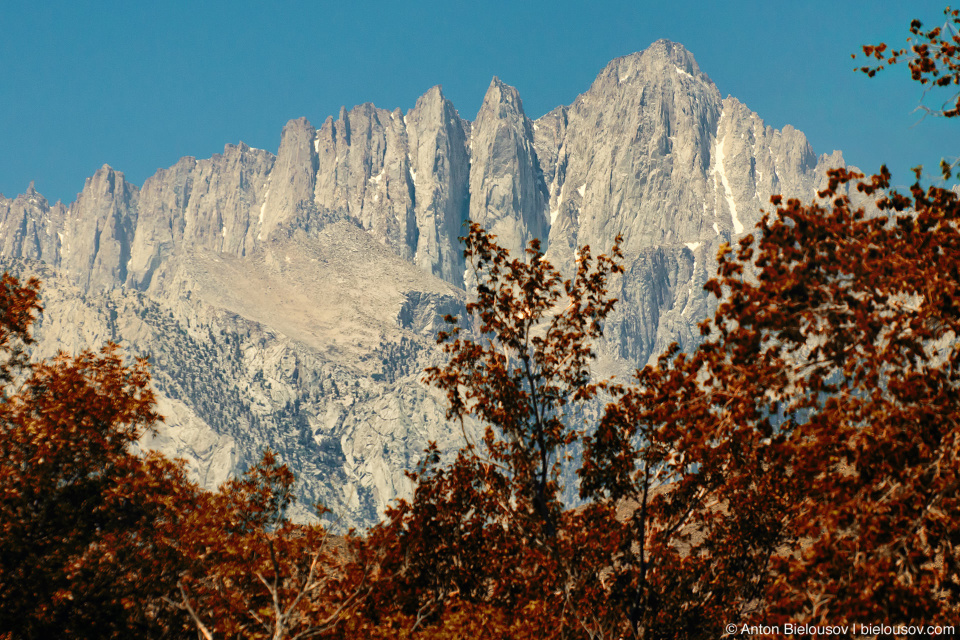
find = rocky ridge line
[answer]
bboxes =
[0,39,850,528]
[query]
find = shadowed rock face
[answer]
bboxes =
[468,77,550,272]
[530,39,849,369]
[0,40,851,529]
[0,183,65,263]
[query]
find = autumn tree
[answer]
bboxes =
[167,450,367,640]
[858,6,960,179]
[0,274,196,639]
[0,273,365,640]
[580,166,960,635]
[364,222,626,637]
[857,6,960,119]
[425,222,622,539]
[365,9,960,638]
[578,10,960,633]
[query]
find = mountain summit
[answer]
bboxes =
[0,41,847,527]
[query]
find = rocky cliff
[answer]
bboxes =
[0,40,850,528]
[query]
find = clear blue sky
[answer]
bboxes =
[2,1,956,204]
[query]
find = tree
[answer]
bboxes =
[857,6,960,120]
[582,166,960,633]
[857,6,960,178]
[424,222,622,539]
[581,11,960,625]
[0,273,365,640]
[367,9,960,637]
[365,222,626,637]
[0,274,196,638]
[168,450,367,640]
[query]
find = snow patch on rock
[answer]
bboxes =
[712,109,744,234]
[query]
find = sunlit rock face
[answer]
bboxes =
[0,40,848,529]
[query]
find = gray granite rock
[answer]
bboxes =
[0,39,855,528]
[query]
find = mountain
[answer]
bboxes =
[0,40,849,528]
